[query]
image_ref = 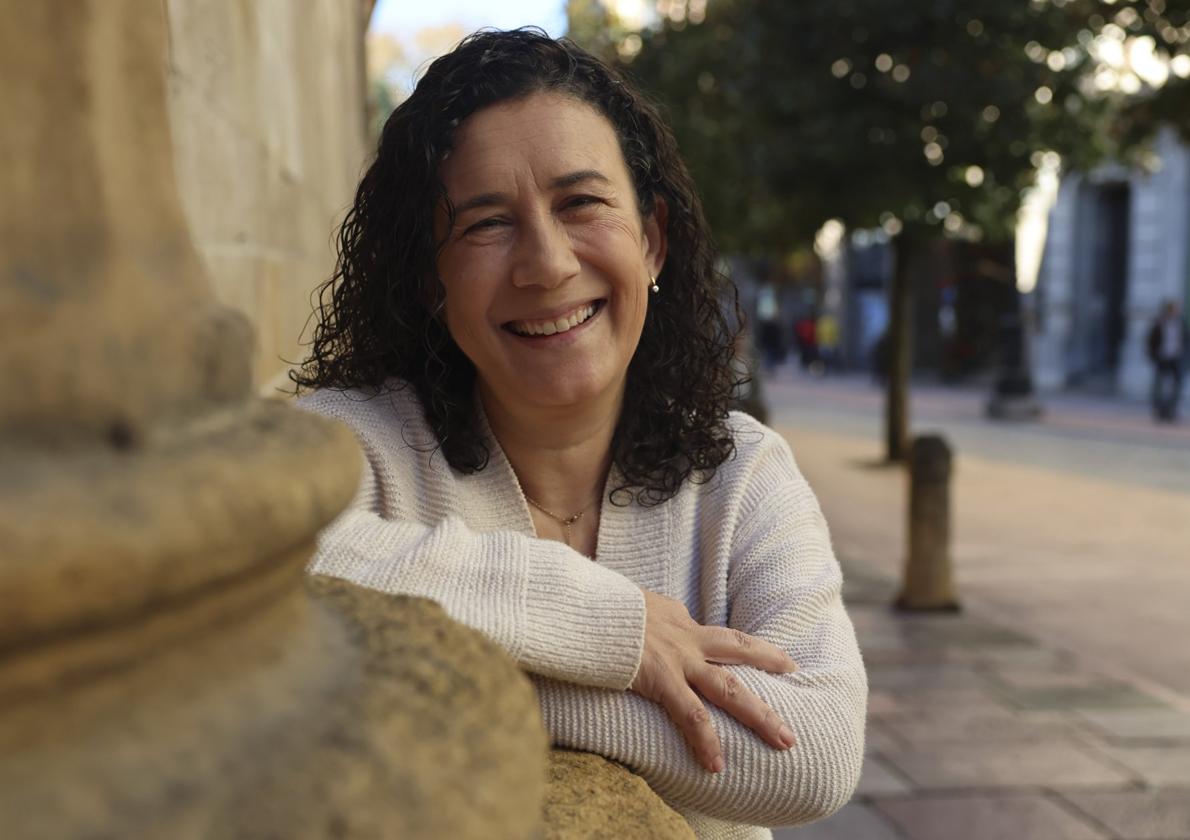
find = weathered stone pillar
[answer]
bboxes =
[0,2,545,837]
[895,435,961,612]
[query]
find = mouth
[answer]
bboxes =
[503,300,604,338]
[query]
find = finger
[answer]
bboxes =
[658,682,724,773]
[694,664,796,751]
[701,627,797,673]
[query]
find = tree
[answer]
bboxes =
[1096,1,1190,148]
[566,0,654,64]
[617,0,1111,460]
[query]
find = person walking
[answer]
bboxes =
[755,284,785,371]
[793,314,819,373]
[816,311,839,374]
[1147,300,1187,422]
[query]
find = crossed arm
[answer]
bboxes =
[302,397,865,828]
[532,455,867,827]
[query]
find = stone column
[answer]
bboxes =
[0,2,545,837]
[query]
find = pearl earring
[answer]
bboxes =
[649,274,660,293]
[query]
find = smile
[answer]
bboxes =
[506,301,601,337]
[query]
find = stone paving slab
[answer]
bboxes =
[861,644,1072,669]
[856,755,913,796]
[1089,745,1190,787]
[866,691,902,716]
[1076,709,1190,741]
[866,662,996,691]
[867,685,1018,714]
[992,681,1168,712]
[875,705,1091,744]
[883,740,1138,789]
[771,803,901,840]
[849,610,1036,652]
[896,620,1037,650]
[864,721,905,755]
[988,665,1124,691]
[964,647,1083,668]
[833,559,1190,838]
[1057,789,1190,840]
[872,793,1112,840]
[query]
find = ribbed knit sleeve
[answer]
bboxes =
[299,391,646,691]
[531,426,867,831]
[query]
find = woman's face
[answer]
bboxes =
[435,92,666,416]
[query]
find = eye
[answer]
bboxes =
[463,217,508,235]
[562,195,603,211]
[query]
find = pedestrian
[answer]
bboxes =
[1146,299,1187,422]
[816,311,839,373]
[794,314,819,372]
[755,284,784,370]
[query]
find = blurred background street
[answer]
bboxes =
[768,363,1190,838]
[766,369,1190,838]
[741,365,1190,839]
[769,368,1190,696]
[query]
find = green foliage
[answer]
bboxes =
[1120,77,1190,145]
[566,0,637,63]
[372,78,399,140]
[1099,0,1190,148]
[617,0,1116,254]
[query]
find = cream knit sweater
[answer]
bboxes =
[298,384,867,839]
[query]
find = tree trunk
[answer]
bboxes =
[885,230,916,462]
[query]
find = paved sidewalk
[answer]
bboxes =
[775,567,1190,840]
[762,376,1190,840]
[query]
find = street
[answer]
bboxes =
[770,372,1190,700]
[765,372,1190,840]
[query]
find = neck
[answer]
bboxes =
[480,381,623,515]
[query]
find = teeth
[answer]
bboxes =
[511,303,596,337]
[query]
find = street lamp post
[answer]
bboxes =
[986,290,1044,421]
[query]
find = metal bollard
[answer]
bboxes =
[895,434,961,612]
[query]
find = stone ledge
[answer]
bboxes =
[544,748,696,840]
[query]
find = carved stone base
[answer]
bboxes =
[0,578,547,839]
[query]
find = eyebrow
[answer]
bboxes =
[452,170,613,215]
[551,169,612,190]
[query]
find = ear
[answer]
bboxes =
[642,195,668,279]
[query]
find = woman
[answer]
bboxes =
[294,29,866,838]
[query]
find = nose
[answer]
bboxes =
[510,210,580,290]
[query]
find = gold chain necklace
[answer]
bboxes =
[524,495,596,550]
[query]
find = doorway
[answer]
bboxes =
[1071,182,1130,388]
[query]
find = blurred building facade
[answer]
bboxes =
[1031,128,1190,401]
[163,0,372,390]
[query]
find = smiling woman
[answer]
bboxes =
[292,29,866,839]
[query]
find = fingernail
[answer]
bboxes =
[784,659,798,673]
[710,755,725,773]
[779,726,796,748]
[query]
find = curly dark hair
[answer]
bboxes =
[292,28,744,505]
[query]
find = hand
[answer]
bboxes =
[629,589,799,773]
